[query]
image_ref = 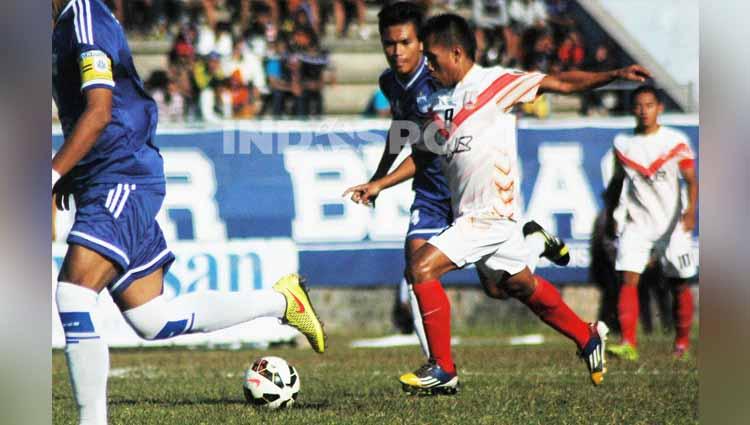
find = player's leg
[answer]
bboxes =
[661,227,698,357]
[499,267,609,385]
[670,278,693,357]
[522,220,570,271]
[608,229,652,361]
[118,267,326,353]
[56,245,120,425]
[399,243,459,394]
[405,237,431,358]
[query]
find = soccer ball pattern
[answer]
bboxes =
[243,356,300,409]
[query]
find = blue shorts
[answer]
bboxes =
[406,197,453,241]
[67,183,175,298]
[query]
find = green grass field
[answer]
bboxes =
[52,330,697,425]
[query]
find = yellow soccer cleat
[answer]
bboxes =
[607,343,640,362]
[273,273,326,354]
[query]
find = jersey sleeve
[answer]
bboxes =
[71,1,120,91]
[493,69,546,112]
[672,130,696,170]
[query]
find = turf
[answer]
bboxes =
[52,330,697,425]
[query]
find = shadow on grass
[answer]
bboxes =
[108,398,331,410]
[109,398,247,406]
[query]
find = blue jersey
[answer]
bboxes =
[53,0,164,189]
[379,58,451,214]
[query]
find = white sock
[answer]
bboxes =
[525,233,546,273]
[56,282,109,425]
[398,277,409,304]
[408,284,431,359]
[123,290,287,340]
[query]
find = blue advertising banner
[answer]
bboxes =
[52,116,699,287]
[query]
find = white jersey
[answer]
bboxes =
[426,64,545,220]
[613,126,695,239]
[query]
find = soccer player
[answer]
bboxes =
[343,2,569,358]
[52,1,326,424]
[396,13,651,394]
[606,86,698,360]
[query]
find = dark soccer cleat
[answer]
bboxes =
[579,321,609,386]
[399,360,459,396]
[523,220,570,266]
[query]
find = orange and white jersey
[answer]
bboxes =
[427,64,545,220]
[613,126,695,239]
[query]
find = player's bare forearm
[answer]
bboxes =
[680,166,698,231]
[374,154,416,191]
[53,89,112,175]
[370,127,403,181]
[539,65,651,95]
[682,166,698,213]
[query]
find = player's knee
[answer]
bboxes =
[502,276,535,300]
[123,296,191,341]
[408,256,436,283]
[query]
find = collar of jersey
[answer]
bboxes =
[395,57,427,90]
[454,63,481,92]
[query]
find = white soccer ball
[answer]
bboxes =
[243,356,300,409]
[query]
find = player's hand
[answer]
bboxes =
[342,182,382,207]
[681,208,696,232]
[615,65,651,83]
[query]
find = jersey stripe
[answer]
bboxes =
[84,0,94,45]
[615,142,692,177]
[78,0,89,44]
[431,73,522,138]
[72,0,82,43]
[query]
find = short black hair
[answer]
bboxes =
[630,85,663,104]
[378,1,424,36]
[419,13,476,60]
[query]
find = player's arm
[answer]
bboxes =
[52,88,112,183]
[680,165,698,232]
[370,122,406,182]
[343,155,416,207]
[538,65,651,95]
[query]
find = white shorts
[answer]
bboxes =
[615,224,697,279]
[428,215,528,276]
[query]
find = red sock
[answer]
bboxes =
[524,276,592,350]
[413,279,455,374]
[617,284,639,346]
[674,286,694,348]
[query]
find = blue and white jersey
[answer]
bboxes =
[379,58,451,215]
[53,0,164,189]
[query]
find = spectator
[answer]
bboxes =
[545,0,576,41]
[222,37,268,100]
[146,70,186,122]
[507,0,549,65]
[556,30,585,71]
[264,38,296,117]
[196,20,234,57]
[508,0,548,29]
[333,0,369,39]
[472,0,514,66]
[519,27,555,118]
[580,42,621,115]
[289,27,330,116]
[193,51,229,121]
[244,1,277,57]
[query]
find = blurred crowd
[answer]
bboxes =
[67,0,627,123]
